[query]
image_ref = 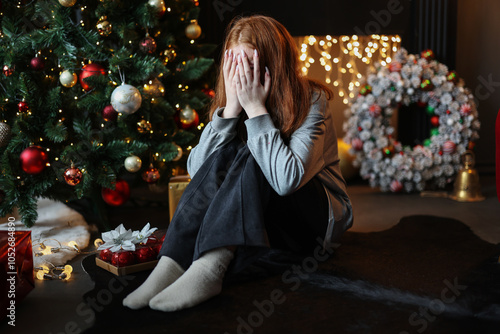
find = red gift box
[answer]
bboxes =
[0,228,34,322]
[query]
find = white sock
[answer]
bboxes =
[123,256,185,310]
[149,247,234,312]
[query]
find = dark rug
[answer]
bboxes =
[81,215,500,334]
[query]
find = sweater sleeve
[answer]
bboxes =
[245,93,328,196]
[187,107,240,177]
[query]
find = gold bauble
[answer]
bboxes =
[185,20,202,40]
[143,78,165,98]
[59,70,78,88]
[137,120,152,134]
[337,139,359,181]
[162,48,177,64]
[58,0,77,7]
[172,144,183,161]
[96,16,112,36]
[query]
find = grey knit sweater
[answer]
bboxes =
[187,92,353,247]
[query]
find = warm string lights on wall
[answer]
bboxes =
[299,34,401,104]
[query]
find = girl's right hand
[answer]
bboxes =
[222,49,242,118]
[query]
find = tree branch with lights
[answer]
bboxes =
[0,0,215,230]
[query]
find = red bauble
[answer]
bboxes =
[430,116,440,127]
[20,146,49,174]
[101,179,130,206]
[351,138,363,151]
[80,63,106,91]
[3,65,14,76]
[390,180,403,192]
[30,57,45,71]
[202,88,215,99]
[135,247,157,263]
[64,167,83,186]
[111,251,136,267]
[139,36,157,53]
[368,104,382,118]
[18,101,29,112]
[142,166,160,183]
[102,105,118,122]
[389,61,402,72]
[442,141,456,155]
[100,248,113,262]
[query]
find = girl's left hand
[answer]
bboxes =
[234,49,271,119]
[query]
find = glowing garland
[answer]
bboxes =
[299,34,401,104]
[343,48,480,192]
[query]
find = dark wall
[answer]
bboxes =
[456,0,499,170]
[199,0,412,50]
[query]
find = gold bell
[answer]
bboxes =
[449,150,485,202]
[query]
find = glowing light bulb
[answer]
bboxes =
[68,241,80,252]
[94,238,104,248]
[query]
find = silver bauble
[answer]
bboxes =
[124,156,142,173]
[111,83,142,115]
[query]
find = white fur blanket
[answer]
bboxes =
[0,198,90,267]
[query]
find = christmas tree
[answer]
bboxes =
[0,0,215,230]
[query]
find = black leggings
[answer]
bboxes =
[158,140,329,273]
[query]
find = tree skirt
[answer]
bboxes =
[0,198,90,267]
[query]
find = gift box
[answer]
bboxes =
[168,175,191,222]
[0,229,34,321]
[96,224,165,276]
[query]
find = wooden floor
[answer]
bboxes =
[2,174,498,334]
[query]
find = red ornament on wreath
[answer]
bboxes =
[18,100,29,112]
[390,180,403,192]
[135,247,157,263]
[102,105,118,122]
[80,63,106,91]
[64,166,83,186]
[142,164,160,183]
[100,248,113,262]
[389,61,402,72]
[430,116,440,127]
[20,146,49,174]
[30,57,45,71]
[442,141,456,154]
[111,251,136,267]
[101,179,130,206]
[368,104,381,117]
[351,138,363,151]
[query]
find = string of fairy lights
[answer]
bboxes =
[298,34,401,104]
[33,237,104,280]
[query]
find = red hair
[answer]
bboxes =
[209,15,332,140]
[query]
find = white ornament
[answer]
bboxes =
[111,83,142,114]
[124,156,142,173]
[59,70,78,88]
